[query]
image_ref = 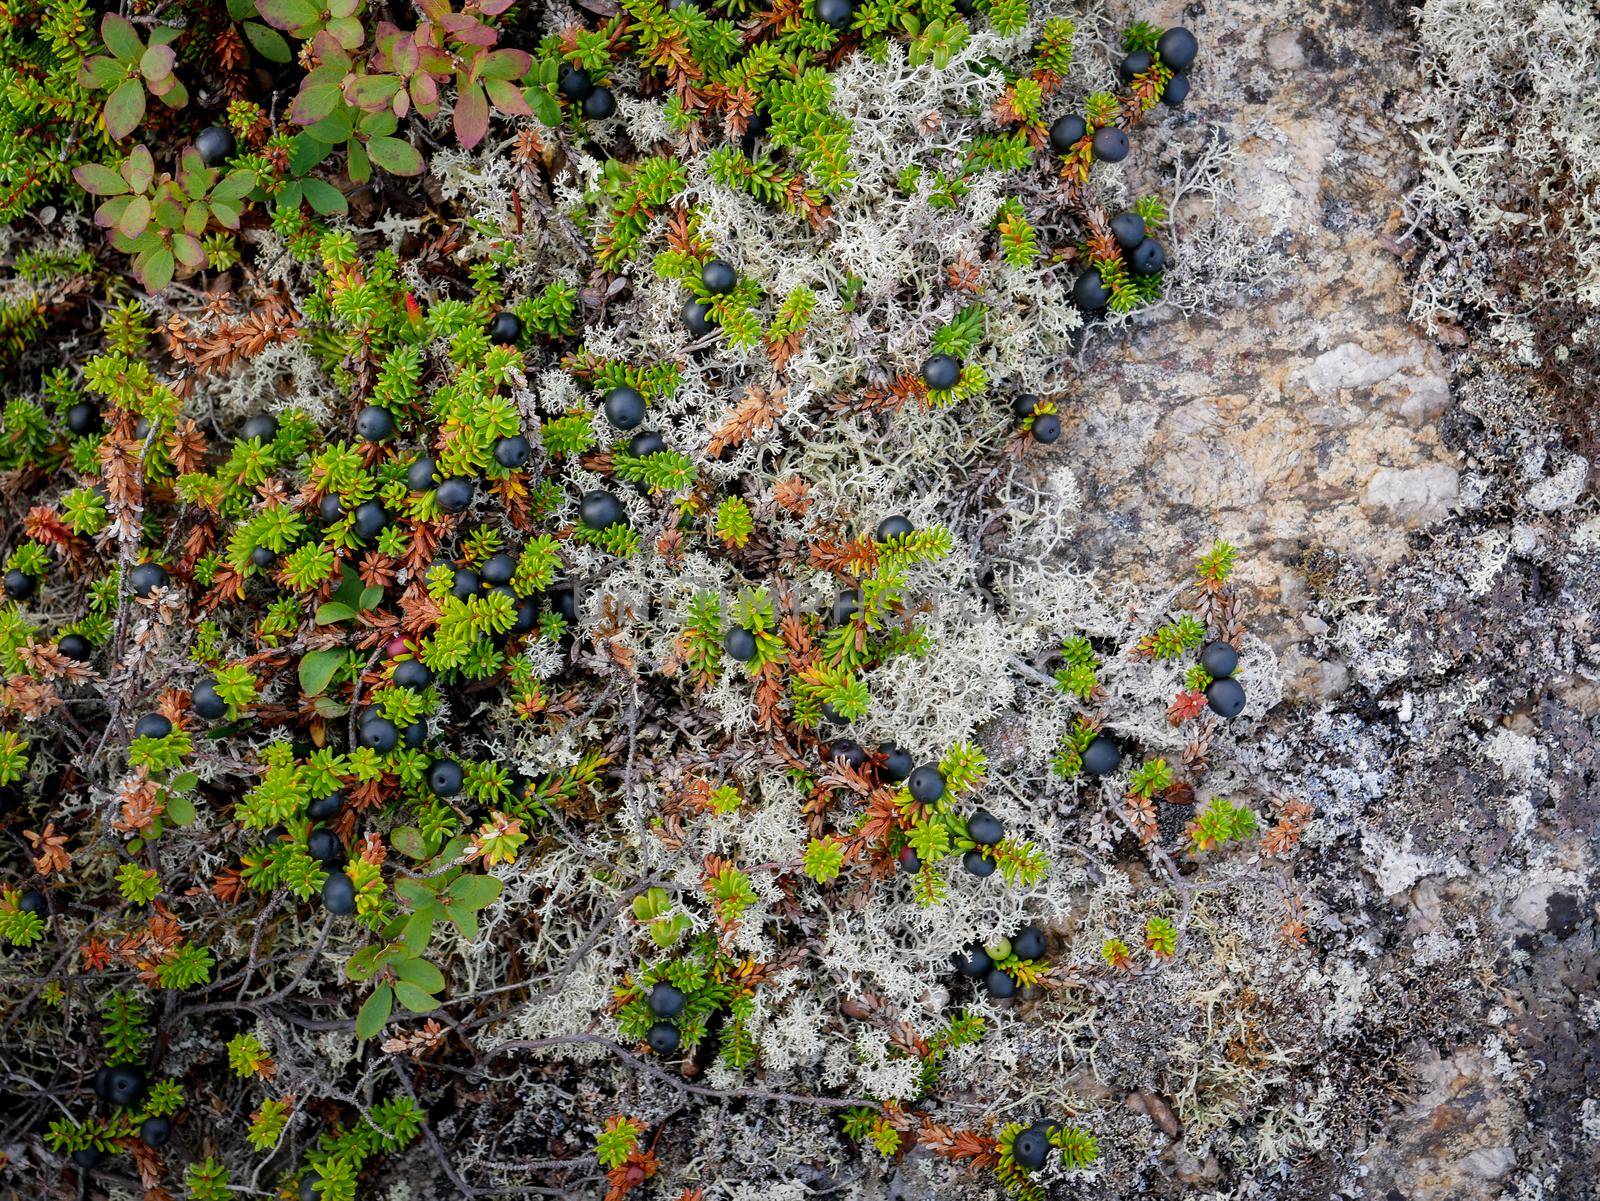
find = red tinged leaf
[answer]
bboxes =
[453,80,490,148]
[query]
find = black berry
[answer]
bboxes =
[66,402,102,436]
[1206,676,1246,718]
[558,63,593,100]
[241,414,278,443]
[509,598,539,637]
[963,849,995,877]
[1032,414,1061,444]
[951,943,992,977]
[436,477,475,513]
[1048,114,1086,153]
[1012,1126,1050,1169]
[139,1115,173,1148]
[3,569,34,601]
[194,124,235,167]
[134,713,172,740]
[488,311,523,345]
[1092,126,1129,162]
[353,500,389,540]
[407,457,437,491]
[1162,73,1190,106]
[307,791,345,820]
[603,386,646,430]
[628,430,665,457]
[907,764,945,803]
[580,489,625,530]
[130,562,168,596]
[428,758,464,796]
[318,493,345,523]
[250,545,276,569]
[299,1174,322,1201]
[647,982,686,1017]
[548,582,579,623]
[1129,238,1165,275]
[830,589,861,625]
[355,405,394,440]
[58,633,91,661]
[1200,640,1238,678]
[104,1064,147,1107]
[897,846,921,874]
[1119,49,1153,81]
[724,627,757,661]
[1073,268,1111,311]
[1156,26,1198,72]
[830,739,867,770]
[701,258,738,294]
[1110,211,1146,249]
[495,435,531,468]
[321,871,357,915]
[1081,736,1122,776]
[876,515,912,541]
[922,353,961,391]
[1012,924,1045,960]
[403,719,429,748]
[878,744,913,783]
[18,889,44,914]
[967,809,1004,845]
[817,0,852,26]
[191,678,227,719]
[451,568,481,600]
[359,716,399,752]
[307,828,342,864]
[72,1148,104,1169]
[393,659,432,690]
[583,86,616,119]
[984,968,1016,998]
[1012,393,1038,418]
[647,1022,680,1055]
[481,553,516,587]
[682,299,715,337]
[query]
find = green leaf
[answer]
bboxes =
[298,649,343,696]
[139,246,175,291]
[315,602,356,624]
[393,981,438,1013]
[103,79,147,141]
[170,772,199,793]
[257,0,319,31]
[244,21,294,62]
[447,874,502,911]
[101,13,144,61]
[288,132,333,176]
[165,793,196,825]
[346,945,381,982]
[390,826,428,860]
[73,162,130,196]
[526,86,560,126]
[447,906,479,940]
[365,135,423,176]
[358,585,383,610]
[393,957,445,994]
[300,177,348,215]
[355,984,393,1039]
[400,910,433,954]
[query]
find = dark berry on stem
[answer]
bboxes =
[73,1148,104,1169]
[907,764,945,803]
[139,1115,173,1148]
[318,493,345,524]
[403,719,430,748]
[1206,676,1246,718]
[1120,49,1153,81]
[816,0,852,27]
[393,659,432,690]
[1049,114,1086,153]
[1200,640,1238,678]
[130,562,168,596]
[1110,211,1146,249]
[963,849,995,877]
[647,1022,680,1055]
[1032,414,1061,444]
[951,943,992,977]
[1082,736,1122,776]
[830,739,867,770]
[723,627,757,662]
[359,717,399,752]
[879,744,913,783]
[701,258,738,294]
[250,545,276,569]
[407,457,437,491]
[628,430,665,457]
[428,758,464,797]
[1157,26,1199,72]
[898,846,921,874]
[488,312,523,344]
[580,489,625,530]
[682,299,715,337]
[876,515,912,541]
[134,713,172,740]
[104,1065,146,1107]
[308,791,345,820]
[1130,238,1165,275]
[922,353,961,391]
[647,982,686,1018]
[353,501,389,540]
[18,889,43,914]
[558,63,593,99]
[1162,73,1191,106]
[984,968,1016,998]
[58,633,91,661]
[830,589,861,625]
[1012,393,1038,419]
[356,405,394,441]
[481,553,516,587]
[583,86,615,119]
[322,872,357,915]
[1012,1127,1050,1169]
[299,1175,322,1201]
[1092,126,1130,162]
[451,569,481,600]
[191,678,227,719]
[3,570,34,600]
[603,386,646,430]
[1012,924,1045,960]
[307,828,342,864]
[241,414,278,442]
[436,477,475,513]
[66,402,102,436]
[194,124,235,167]
[1073,268,1111,311]
[967,809,1004,846]
[549,582,579,623]
[495,435,531,468]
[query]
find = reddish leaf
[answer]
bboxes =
[453,80,489,148]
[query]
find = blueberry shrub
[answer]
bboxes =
[0,1,1315,1197]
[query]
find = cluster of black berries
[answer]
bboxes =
[601,382,670,461]
[643,980,687,1055]
[951,923,1046,1000]
[1010,394,1060,444]
[557,62,617,119]
[1200,640,1245,718]
[682,257,738,337]
[70,1062,170,1164]
[1073,207,1167,312]
[1044,26,1202,166]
